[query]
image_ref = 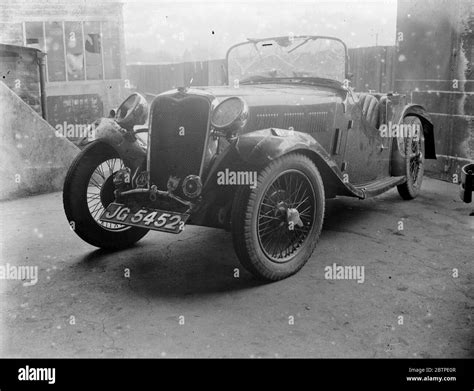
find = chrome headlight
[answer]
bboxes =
[115,93,149,130]
[211,97,249,134]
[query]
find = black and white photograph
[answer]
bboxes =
[0,0,472,386]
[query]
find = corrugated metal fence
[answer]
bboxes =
[127,46,396,95]
[127,59,226,96]
[349,46,396,92]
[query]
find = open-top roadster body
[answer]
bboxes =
[63,35,435,281]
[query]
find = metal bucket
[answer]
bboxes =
[459,163,474,203]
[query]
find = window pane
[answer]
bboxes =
[45,21,66,81]
[84,21,103,80]
[64,22,85,81]
[102,21,121,79]
[0,23,23,45]
[25,22,45,52]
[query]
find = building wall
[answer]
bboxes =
[0,0,128,140]
[395,0,474,181]
[0,44,44,116]
[0,81,79,200]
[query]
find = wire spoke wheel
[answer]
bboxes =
[231,153,325,281]
[87,158,129,231]
[257,170,315,263]
[63,142,148,249]
[397,116,425,200]
[408,136,423,185]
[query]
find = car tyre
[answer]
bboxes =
[63,141,148,249]
[231,153,325,281]
[397,116,425,200]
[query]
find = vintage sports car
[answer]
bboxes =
[63,35,436,281]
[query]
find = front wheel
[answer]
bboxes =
[63,142,148,249]
[231,153,325,281]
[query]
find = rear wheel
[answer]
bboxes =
[63,142,148,249]
[397,116,425,200]
[231,153,325,281]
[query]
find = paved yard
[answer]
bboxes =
[0,177,472,358]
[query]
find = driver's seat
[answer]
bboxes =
[356,93,381,129]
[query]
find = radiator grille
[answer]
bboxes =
[148,94,210,196]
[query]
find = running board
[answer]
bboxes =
[354,176,406,199]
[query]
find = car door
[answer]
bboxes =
[340,92,391,185]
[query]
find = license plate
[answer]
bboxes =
[99,203,189,234]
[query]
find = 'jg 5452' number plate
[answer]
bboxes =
[100,203,189,233]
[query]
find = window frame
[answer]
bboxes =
[23,20,122,83]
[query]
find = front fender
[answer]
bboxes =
[235,128,336,167]
[235,128,363,198]
[92,118,146,171]
[389,104,436,177]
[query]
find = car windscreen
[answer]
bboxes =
[227,36,346,84]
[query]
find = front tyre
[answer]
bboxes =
[231,153,325,281]
[63,142,148,249]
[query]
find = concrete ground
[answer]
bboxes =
[0,177,472,358]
